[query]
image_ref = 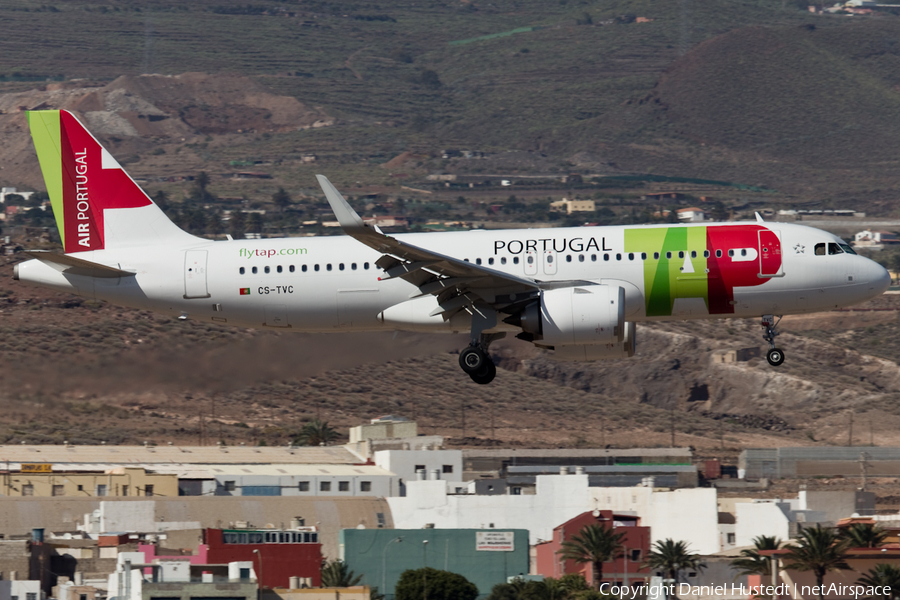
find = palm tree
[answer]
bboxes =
[294,419,338,446]
[731,535,781,577]
[783,525,851,600]
[841,523,889,549]
[557,523,626,590]
[642,539,705,600]
[857,564,900,600]
[320,559,362,587]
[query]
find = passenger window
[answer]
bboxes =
[476,258,482,265]
[578,255,584,262]
[314,264,320,271]
[289,265,295,273]
[566,255,572,263]
[716,250,722,258]
[641,253,647,260]
[678,251,685,259]
[654,252,660,260]
[252,266,258,274]
[501,257,507,265]
[703,250,710,258]
[364,262,370,269]
[828,243,843,255]
[666,252,672,259]
[728,250,734,257]
[339,263,345,271]
[464,259,469,262]
[591,254,597,262]
[302,265,308,272]
[627,253,634,261]
[691,251,697,258]
[513,257,520,264]
[488,258,494,265]
[604,254,610,261]
[239,267,245,275]
[277,265,283,273]
[616,253,622,261]
[327,264,332,271]
[741,249,747,257]
[264,266,270,274]
[527,256,534,264]
[351,263,357,270]
[547,255,554,264]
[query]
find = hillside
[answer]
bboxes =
[2,1,900,212]
[2,251,900,462]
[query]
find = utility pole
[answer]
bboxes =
[860,452,869,492]
[848,412,854,447]
[870,418,874,447]
[670,407,676,448]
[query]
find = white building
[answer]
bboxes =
[387,474,720,553]
[374,449,463,493]
[201,464,400,497]
[0,188,35,204]
[734,497,827,547]
[676,207,706,222]
[0,580,41,600]
[108,552,256,600]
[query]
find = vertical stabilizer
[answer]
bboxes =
[27,109,200,254]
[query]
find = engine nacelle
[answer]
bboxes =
[540,285,625,347]
[551,321,637,362]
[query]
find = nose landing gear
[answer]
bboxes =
[761,315,785,366]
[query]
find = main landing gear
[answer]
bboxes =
[459,345,497,385]
[761,314,785,367]
[459,305,503,384]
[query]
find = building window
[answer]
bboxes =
[443,465,454,474]
[22,484,33,496]
[360,481,372,492]
[338,481,350,492]
[414,464,425,472]
[27,593,37,600]
[298,481,310,492]
[224,481,236,492]
[80,595,87,600]
[630,549,641,562]
[122,485,128,496]
[511,487,522,495]
[145,485,154,497]
[96,485,107,497]
[320,481,331,492]
[727,533,736,545]
[77,485,83,492]
[52,485,64,497]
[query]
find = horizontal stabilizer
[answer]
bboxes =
[25,250,135,279]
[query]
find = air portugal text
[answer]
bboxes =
[74,149,91,248]
[494,236,612,255]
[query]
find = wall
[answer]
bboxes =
[0,580,41,600]
[265,588,370,600]
[2,468,178,498]
[588,487,720,555]
[340,528,528,600]
[205,529,322,589]
[211,473,396,498]
[387,474,592,546]
[374,450,463,492]
[349,421,417,444]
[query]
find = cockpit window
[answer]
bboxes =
[828,243,843,255]
[814,243,826,256]
[840,243,856,255]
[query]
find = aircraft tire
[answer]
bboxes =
[766,348,785,366]
[469,361,496,385]
[459,346,488,374]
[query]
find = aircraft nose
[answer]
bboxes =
[866,260,891,295]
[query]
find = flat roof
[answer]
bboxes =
[463,448,693,458]
[0,445,361,466]
[193,464,397,477]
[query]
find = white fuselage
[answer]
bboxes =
[15,221,890,334]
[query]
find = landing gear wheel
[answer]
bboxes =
[459,346,488,374]
[469,361,497,385]
[767,348,785,367]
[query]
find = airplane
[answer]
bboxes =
[13,110,891,384]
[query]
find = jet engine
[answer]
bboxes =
[507,285,633,361]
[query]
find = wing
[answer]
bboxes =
[317,174,541,320]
